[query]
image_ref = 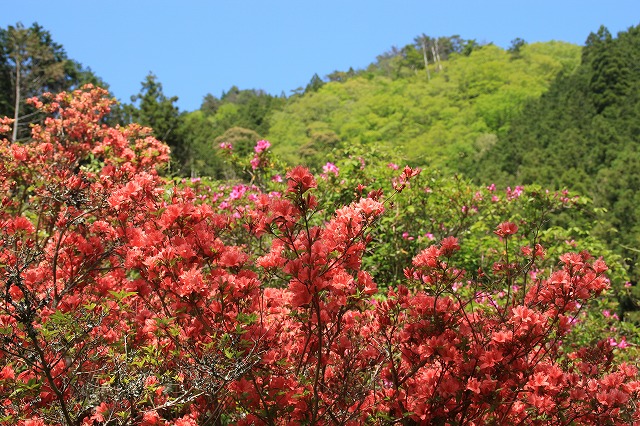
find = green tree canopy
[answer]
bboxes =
[127,73,186,174]
[266,40,580,171]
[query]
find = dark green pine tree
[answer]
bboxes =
[304,73,325,94]
[587,27,632,113]
[128,73,187,175]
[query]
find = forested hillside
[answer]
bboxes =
[266,39,581,171]
[0,25,581,177]
[471,25,640,318]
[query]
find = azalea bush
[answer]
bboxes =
[0,86,639,425]
[297,147,639,360]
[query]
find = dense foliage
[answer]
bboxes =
[1,21,640,424]
[266,41,580,170]
[178,87,286,178]
[472,25,640,321]
[1,86,639,425]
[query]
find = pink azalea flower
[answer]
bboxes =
[250,155,260,170]
[322,162,339,177]
[254,139,271,153]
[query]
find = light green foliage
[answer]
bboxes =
[267,41,580,173]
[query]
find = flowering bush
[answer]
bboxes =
[0,86,638,425]
[308,149,639,362]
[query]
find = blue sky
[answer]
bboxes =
[3,1,639,111]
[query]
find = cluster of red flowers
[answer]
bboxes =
[0,87,638,425]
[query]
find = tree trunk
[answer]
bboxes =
[422,40,431,81]
[12,58,20,143]
[435,39,443,71]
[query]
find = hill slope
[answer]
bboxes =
[266,41,581,171]
[472,25,640,314]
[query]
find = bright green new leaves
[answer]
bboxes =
[267,42,580,172]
